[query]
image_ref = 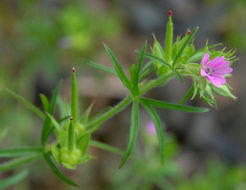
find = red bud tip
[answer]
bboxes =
[187,29,191,35]
[168,11,172,16]
[70,117,73,121]
[72,67,76,73]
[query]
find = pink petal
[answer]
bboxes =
[206,75,226,87]
[207,57,223,68]
[200,67,207,76]
[214,67,233,75]
[202,53,210,66]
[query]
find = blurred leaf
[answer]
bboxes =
[0,154,42,172]
[80,103,94,124]
[85,61,117,76]
[58,115,71,123]
[6,88,45,120]
[40,94,49,112]
[41,82,61,147]
[0,129,7,142]
[46,113,61,133]
[141,102,165,163]
[0,147,42,157]
[88,106,112,122]
[141,97,209,113]
[43,152,78,187]
[119,99,139,168]
[90,140,124,156]
[0,170,28,190]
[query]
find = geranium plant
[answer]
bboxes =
[0,11,237,187]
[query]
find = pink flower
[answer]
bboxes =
[146,121,166,135]
[200,53,233,87]
[146,121,156,135]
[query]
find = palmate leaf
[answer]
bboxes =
[41,82,61,147]
[103,44,132,91]
[6,88,45,120]
[0,147,42,157]
[43,152,78,187]
[141,97,209,113]
[85,61,117,76]
[119,99,139,168]
[140,101,165,163]
[0,170,28,189]
[172,27,199,67]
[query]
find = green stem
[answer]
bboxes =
[86,95,132,129]
[86,72,175,130]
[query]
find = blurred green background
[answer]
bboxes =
[0,0,246,189]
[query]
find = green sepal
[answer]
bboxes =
[211,84,236,100]
[77,133,90,155]
[68,120,75,153]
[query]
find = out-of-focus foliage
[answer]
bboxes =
[109,127,246,190]
[177,161,246,190]
[224,0,246,49]
[109,130,180,190]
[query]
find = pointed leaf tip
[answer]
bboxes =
[187,29,191,35]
